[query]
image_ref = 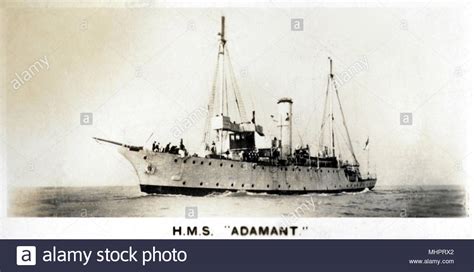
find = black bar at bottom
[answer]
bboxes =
[1,240,472,272]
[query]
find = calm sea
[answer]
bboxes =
[9,185,467,217]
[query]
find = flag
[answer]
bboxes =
[363,137,370,150]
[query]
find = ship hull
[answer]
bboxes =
[120,147,377,196]
[139,184,375,196]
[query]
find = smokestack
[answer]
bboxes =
[277,97,293,160]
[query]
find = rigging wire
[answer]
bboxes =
[202,47,222,145]
[317,58,360,165]
[332,79,359,165]
[318,75,331,150]
[225,47,248,123]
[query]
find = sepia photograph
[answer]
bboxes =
[3,5,470,218]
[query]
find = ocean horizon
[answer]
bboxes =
[8,184,467,218]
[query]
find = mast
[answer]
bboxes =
[329,57,335,157]
[365,136,370,175]
[219,16,226,156]
[318,75,330,152]
[220,16,226,46]
[331,113,335,157]
[367,145,370,175]
[202,16,250,155]
[318,57,359,165]
[219,16,226,116]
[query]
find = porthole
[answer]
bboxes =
[267,184,270,188]
[209,162,212,166]
[251,184,255,188]
[231,183,234,187]
[262,166,265,170]
[278,185,281,188]
[216,183,219,187]
[143,156,147,160]
[241,184,244,188]
[241,164,244,168]
[192,161,196,164]
[288,185,291,188]
[231,164,233,168]
[200,161,204,165]
[200,182,203,186]
[182,182,186,185]
[252,165,256,169]
[303,187,306,191]
[220,163,223,167]
[174,159,178,163]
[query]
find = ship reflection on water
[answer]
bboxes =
[10,185,466,217]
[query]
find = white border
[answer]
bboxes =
[0,0,473,240]
[1,218,472,239]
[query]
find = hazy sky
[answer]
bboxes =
[2,5,472,187]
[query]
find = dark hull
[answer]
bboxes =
[140,184,375,196]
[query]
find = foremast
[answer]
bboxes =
[202,16,262,157]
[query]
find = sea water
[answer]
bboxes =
[9,185,467,217]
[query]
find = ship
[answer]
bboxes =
[94,16,377,196]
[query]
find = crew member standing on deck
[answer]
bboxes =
[211,141,216,154]
[179,139,187,157]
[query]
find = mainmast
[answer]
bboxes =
[318,57,359,165]
[329,57,336,158]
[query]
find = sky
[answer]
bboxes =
[2,5,473,187]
